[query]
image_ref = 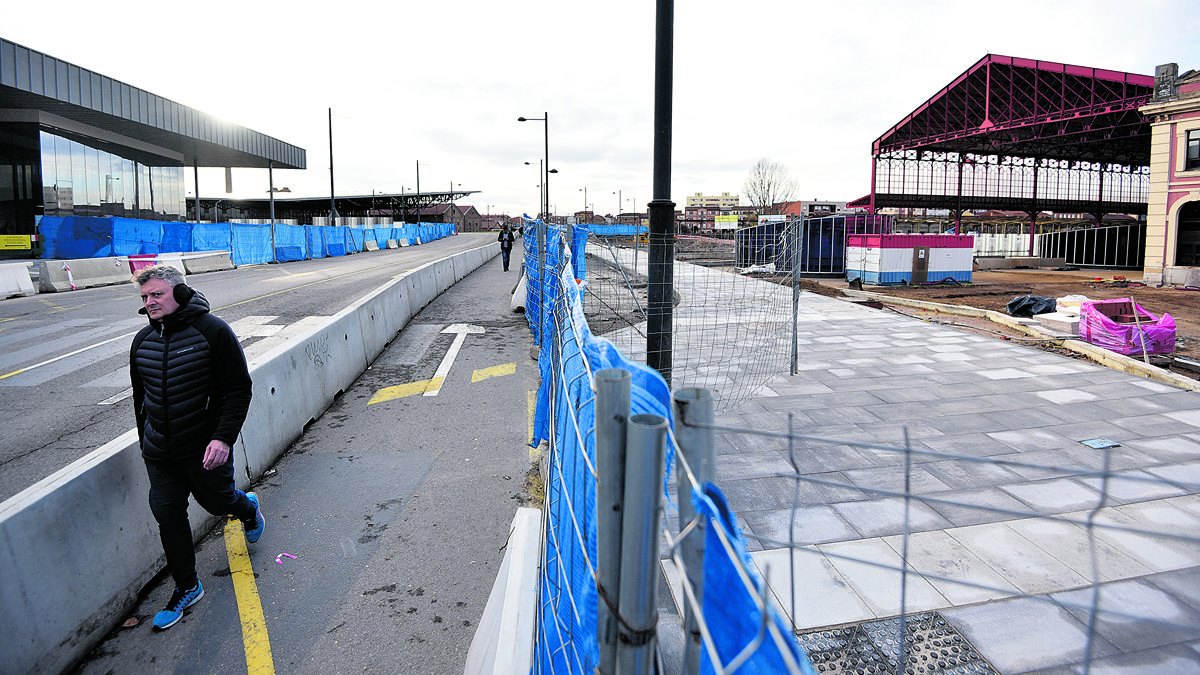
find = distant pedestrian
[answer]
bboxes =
[129,264,264,631]
[498,225,516,271]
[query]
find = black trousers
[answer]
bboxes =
[145,455,257,589]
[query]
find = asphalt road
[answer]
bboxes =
[69,242,539,674]
[0,233,497,503]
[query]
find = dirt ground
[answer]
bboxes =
[798,267,1200,379]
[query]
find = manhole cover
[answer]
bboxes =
[796,612,998,675]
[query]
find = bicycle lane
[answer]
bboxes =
[73,255,541,674]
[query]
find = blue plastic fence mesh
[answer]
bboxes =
[526,222,811,674]
[38,216,456,263]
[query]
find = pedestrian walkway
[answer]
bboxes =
[657,284,1200,673]
[73,253,539,674]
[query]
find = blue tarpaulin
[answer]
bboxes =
[192,222,232,253]
[37,215,457,263]
[273,224,308,262]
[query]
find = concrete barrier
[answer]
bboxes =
[0,241,500,675]
[180,250,235,274]
[364,240,380,252]
[0,262,35,297]
[37,257,130,292]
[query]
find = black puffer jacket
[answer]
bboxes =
[129,287,252,461]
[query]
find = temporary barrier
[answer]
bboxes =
[524,218,813,674]
[273,224,308,262]
[36,216,459,272]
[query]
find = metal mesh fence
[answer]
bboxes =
[523,218,1200,674]
[580,233,796,414]
[524,220,813,674]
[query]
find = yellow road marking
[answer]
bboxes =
[223,519,275,674]
[368,378,435,404]
[471,362,516,382]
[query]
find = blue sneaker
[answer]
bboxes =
[243,492,265,543]
[153,581,204,630]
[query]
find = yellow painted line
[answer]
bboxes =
[368,378,435,405]
[471,362,516,382]
[223,519,275,674]
[423,376,446,396]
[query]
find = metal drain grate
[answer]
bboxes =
[796,612,998,675]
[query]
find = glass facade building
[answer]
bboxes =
[0,124,185,238]
[35,129,184,221]
[2,36,303,257]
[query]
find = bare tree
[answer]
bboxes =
[743,159,798,215]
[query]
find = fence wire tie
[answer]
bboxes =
[593,577,659,647]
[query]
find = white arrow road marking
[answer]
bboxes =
[424,323,485,397]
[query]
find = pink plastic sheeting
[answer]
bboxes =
[1080,299,1176,356]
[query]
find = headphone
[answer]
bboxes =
[172,282,195,304]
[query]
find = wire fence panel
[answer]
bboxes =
[581,233,796,414]
[524,217,1199,674]
[525,219,816,675]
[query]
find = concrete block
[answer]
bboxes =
[180,250,235,274]
[1033,311,1080,335]
[464,507,541,675]
[0,430,223,675]
[240,308,369,477]
[364,240,380,252]
[37,257,130,292]
[386,239,398,249]
[0,262,35,297]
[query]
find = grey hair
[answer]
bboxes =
[133,264,185,287]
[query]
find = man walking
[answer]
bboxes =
[129,265,264,630]
[498,224,516,271]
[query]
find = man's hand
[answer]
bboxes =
[203,439,232,470]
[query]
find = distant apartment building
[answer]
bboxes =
[777,200,863,218]
[686,192,740,208]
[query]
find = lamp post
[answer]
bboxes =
[328,107,339,225]
[517,113,549,218]
[267,185,291,224]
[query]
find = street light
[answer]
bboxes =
[517,113,549,218]
[266,185,291,225]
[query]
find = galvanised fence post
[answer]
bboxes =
[615,413,668,675]
[673,388,714,675]
[595,368,632,675]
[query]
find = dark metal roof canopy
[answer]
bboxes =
[192,191,477,223]
[0,37,305,169]
[870,55,1155,216]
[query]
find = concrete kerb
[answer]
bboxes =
[842,288,1200,393]
[0,241,500,675]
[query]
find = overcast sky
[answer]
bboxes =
[7,0,1199,218]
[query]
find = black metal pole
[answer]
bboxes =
[646,0,675,384]
[543,111,550,219]
[328,107,339,223]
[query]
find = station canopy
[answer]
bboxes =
[862,55,1157,216]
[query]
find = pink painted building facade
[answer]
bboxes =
[1141,66,1200,285]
